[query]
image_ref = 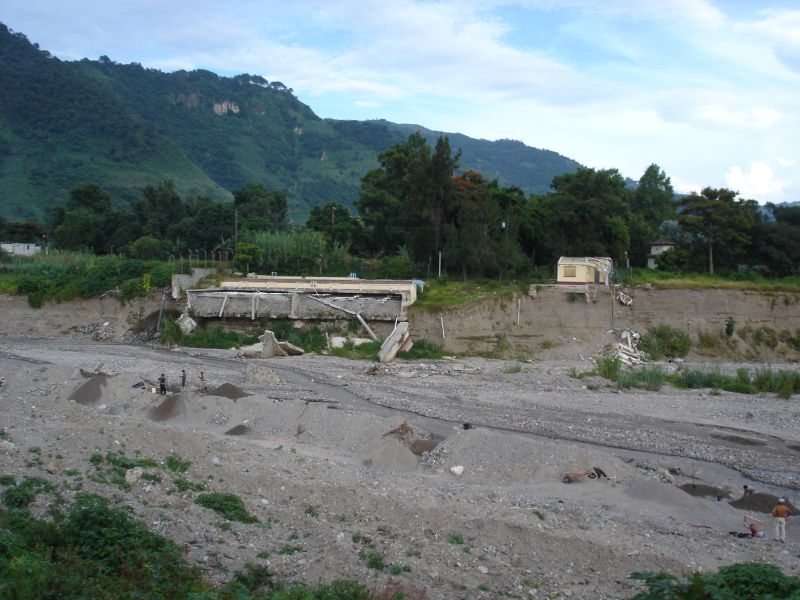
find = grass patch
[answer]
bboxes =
[268,320,329,353]
[329,340,382,360]
[397,338,444,360]
[165,454,191,473]
[617,366,666,391]
[412,279,520,312]
[278,545,304,555]
[503,362,523,374]
[447,532,464,545]
[195,493,259,523]
[595,356,621,381]
[359,550,386,571]
[638,325,692,360]
[627,269,800,292]
[178,326,260,350]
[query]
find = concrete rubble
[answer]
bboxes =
[611,329,645,366]
[378,321,413,363]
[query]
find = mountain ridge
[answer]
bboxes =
[0,23,581,222]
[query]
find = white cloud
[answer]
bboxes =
[725,162,788,201]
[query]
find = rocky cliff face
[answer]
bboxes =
[212,100,240,115]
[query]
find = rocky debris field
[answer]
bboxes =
[1,336,799,599]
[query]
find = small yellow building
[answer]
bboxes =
[556,257,613,287]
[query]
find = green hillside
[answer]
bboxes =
[0,23,580,223]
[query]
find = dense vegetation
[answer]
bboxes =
[0,23,578,223]
[0,492,382,599]
[631,563,800,599]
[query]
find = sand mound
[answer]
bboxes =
[148,394,188,422]
[362,438,419,472]
[623,480,701,509]
[206,383,251,400]
[68,374,110,406]
[679,483,728,499]
[225,424,251,436]
[729,493,796,514]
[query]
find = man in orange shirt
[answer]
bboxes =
[771,498,792,543]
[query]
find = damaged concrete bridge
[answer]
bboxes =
[184,276,417,361]
[186,276,417,322]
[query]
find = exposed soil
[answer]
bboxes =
[1,291,800,599]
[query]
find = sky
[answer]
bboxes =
[3,0,799,203]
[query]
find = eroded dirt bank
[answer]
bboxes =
[409,287,800,358]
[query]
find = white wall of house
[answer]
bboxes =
[0,242,41,256]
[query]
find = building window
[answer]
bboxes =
[563,266,577,277]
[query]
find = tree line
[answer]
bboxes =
[2,132,800,280]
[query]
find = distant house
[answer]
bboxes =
[556,257,613,287]
[0,242,41,256]
[647,240,675,270]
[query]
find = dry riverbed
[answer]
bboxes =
[1,335,799,599]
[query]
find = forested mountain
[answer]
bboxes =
[0,23,580,222]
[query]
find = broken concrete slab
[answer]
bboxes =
[379,321,413,363]
[278,341,304,356]
[260,330,288,357]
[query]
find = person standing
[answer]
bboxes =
[158,373,167,395]
[181,369,187,388]
[199,371,207,390]
[771,498,792,543]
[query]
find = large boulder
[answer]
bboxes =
[177,313,197,335]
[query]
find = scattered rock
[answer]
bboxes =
[449,465,464,476]
[125,467,144,484]
[45,459,64,474]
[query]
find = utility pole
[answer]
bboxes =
[234,208,238,264]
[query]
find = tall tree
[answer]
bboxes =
[356,133,459,263]
[234,183,288,232]
[540,168,631,264]
[677,187,756,275]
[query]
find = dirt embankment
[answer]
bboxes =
[0,293,179,341]
[408,287,800,359]
[2,286,799,361]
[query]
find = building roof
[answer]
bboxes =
[649,239,675,246]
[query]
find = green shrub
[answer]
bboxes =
[639,325,692,359]
[595,356,621,381]
[159,318,183,346]
[2,476,56,509]
[181,326,259,349]
[195,493,258,523]
[447,532,464,545]
[359,550,385,570]
[672,369,756,394]
[617,366,665,391]
[398,338,443,360]
[631,562,800,599]
[165,454,191,473]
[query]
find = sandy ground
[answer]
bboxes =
[1,332,799,600]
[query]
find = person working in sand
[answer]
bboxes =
[771,498,792,543]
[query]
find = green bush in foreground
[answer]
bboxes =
[671,367,800,398]
[617,366,666,391]
[639,325,692,360]
[0,496,378,599]
[631,562,800,599]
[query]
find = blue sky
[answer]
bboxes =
[4,0,799,203]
